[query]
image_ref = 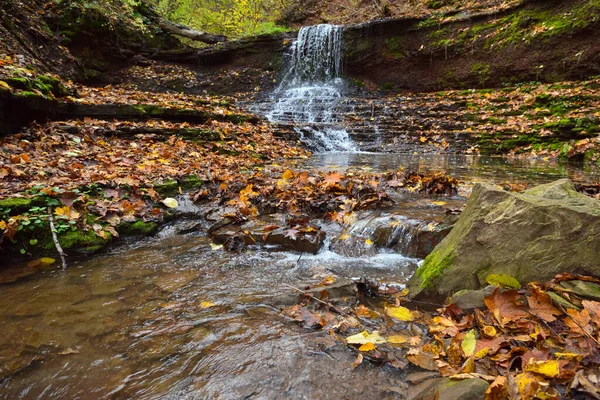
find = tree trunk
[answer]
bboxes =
[158,19,227,44]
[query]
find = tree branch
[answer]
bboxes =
[158,19,227,44]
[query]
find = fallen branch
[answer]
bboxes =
[48,207,67,270]
[158,19,226,44]
[282,282,346,315]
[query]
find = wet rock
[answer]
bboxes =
[210,221,326,254]
[406,371,442,385]
[270,279,356,307]
[449,285,495,311]
[330,235,378,257]
[154,270,200,293]
[407,377,489,400]
[332,213,455,259]
[408,179,600,300]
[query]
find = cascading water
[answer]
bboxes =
[267,24,357,152]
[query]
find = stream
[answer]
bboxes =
[1,153,599,399]
[2,24,600,400]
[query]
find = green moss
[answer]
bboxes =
[384,37,404,59]
[415,250,456,289]
[487,117,506,125]
[181,175,203,191]
[58,229,110,250]
[471,63,491,86]
[38,75,69,97]
[118,221,158,236]
[0,197,33,213]
[14,91,46,99]
[5,77,30,90]
[154,180,179,197]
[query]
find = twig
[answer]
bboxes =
[48,207,67,270]
[282,282,346,315]
[558,304,600,346]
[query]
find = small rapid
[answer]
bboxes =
[266,24,357,152]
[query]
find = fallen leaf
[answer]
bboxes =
[351,353,363,369]
[386,306,415,321]
[461,329,476,357]
[359,342,376,352]
[346,330,386,345]
[162,198,179,208]
[524,360,559,378]
[486,273,521,289]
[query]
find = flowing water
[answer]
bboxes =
[3,24,600,400]
[1,153,599,399]
[266,25,356,152]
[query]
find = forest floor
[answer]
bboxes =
[2,1,600,397]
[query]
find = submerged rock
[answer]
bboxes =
[408,179,600,299]
[407,377,488,400]
[331,213,456,259]
[210,219,326,254]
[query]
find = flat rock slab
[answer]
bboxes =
[409,179,600,299]
[210,219,326,254]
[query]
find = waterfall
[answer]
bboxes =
[267,24,357,152]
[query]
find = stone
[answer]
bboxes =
[331,212,455,259]
[408,179,600,300]
[449,285,495,311]
[210,220,326,254]
[408,377,489,400]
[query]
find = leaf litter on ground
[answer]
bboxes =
[280,273,600,399]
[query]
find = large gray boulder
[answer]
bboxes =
[408,179,600,300]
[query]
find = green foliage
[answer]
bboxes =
[152,0,290,38]
[54,0,157,39]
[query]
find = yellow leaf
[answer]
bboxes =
[387,334,410,344]
[431,201,446,206]
[385,306,414,321]
[346,330,386,345]
[338,233,350,241]
[40,257,56,265]
[54,206,70,217]
[162,198,179,208]
[483,326,497,338]
[209,243,223,250]
[358,342,376,351]
[419,136,427,143]
[461,329,476,357]
[365,238,374,246]
[485,273,521,289]
[282,169,295,180]
[200,301,216,308]
[524,360,559,378]
[475,347,489,359]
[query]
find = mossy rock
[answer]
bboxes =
[408,179,600,300]
[58,229,111,250]
[5,77,30,90]
[0,197,33,214]
[37,75,70,97]
[180,175,203,191]
[14,90,46,100]
[154,180,179,197]
[118,221,158,236]
[0,80,12,93]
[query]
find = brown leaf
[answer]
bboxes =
[406,348,438,371]
[527,286,562,322]
[484,287,528,324]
